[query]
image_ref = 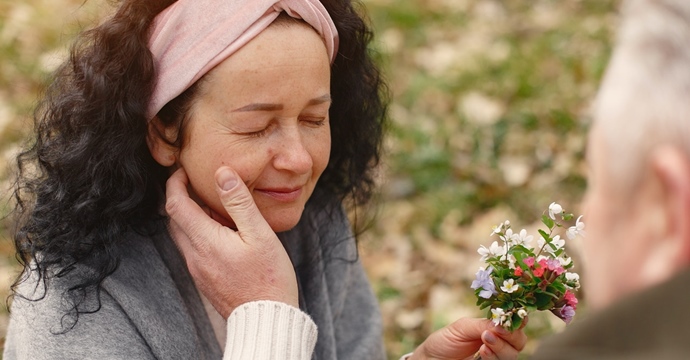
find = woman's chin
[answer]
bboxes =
[261,208,305,233]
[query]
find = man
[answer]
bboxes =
[532,0,690,358]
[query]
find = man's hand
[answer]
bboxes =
[165,167,299,318]
[410,318,527,360]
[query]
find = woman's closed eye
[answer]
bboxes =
[300,116,328,127]
[233,117,327,138]
[234,122,275,138]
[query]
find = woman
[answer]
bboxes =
[5,0,525,358]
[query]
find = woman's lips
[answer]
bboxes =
[255,187,303,202]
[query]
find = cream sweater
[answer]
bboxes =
[223,301,318,359]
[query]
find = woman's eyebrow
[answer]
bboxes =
[307,94,332,105]
[232,94,332,112]
[232,103,283,112]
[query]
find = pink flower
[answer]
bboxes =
[546,258,565,275]
[533,266,545,277]
[564,290,578,308]
[514,267,523,276]
[546,259,559,270]
[538,258,549,269]
[523,257,535,267]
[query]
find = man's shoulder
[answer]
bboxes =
[532,269,690,359]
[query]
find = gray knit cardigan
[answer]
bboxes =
[3,200,386,359]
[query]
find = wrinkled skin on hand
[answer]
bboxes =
[165,167,298,318]
[410,318,527,360]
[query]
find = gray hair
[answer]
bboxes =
[594,0,690,189]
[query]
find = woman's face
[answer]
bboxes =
[176,23,332,232]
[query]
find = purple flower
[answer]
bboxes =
[546,258,565,275]
[546,258,560,270]
[559,305,576,324]
[471,266,497,299]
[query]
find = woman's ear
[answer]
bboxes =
[146,116,178,167]
[642,146,690,275]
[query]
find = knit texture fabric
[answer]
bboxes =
[225,301,318,358]
[4,196,385,360]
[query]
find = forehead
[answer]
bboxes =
[215,23,328,73]
[202,22,330,85]
[194,23,331,104]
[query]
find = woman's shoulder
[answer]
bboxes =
[5,265,154,359]
[4,226,213,359]
[6,228,164,331]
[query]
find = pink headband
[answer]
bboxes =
[146,0,339,120]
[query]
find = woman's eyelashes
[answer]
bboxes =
[301,117,327,127]
[245,129,269,138]
[235,116,328,138]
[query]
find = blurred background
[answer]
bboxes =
[0,0,619,358]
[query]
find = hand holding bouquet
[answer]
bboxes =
[472,202,584,332]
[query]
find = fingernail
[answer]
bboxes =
[217,168,237,191]
[483,330,497,345]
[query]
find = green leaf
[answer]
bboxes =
[534,292,554,309]
[552,280,566,293]
[541,215,554,229]
[542,290,561,299]
[510,245,535,258]
[510,313,523,331]
[538,229,550,240]
[563,213,574,221]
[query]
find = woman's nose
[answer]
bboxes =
[273,130,313,174]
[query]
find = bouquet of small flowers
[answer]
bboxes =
[471,202,584,331]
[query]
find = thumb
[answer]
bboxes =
[215,166,272,241]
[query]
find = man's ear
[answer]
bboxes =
[146,116,178,167]
[643,146,690,273]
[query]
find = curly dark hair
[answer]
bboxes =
[11,0,387,330]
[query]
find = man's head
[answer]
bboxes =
[583,0,690,309]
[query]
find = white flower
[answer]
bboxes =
[548,202,563,220]
[566,215,586,240]
[500,228,514,243]
[504,220,510,227]
[501,279,519,293]
[512,229,533,247]
[558,256,572,267]
[538,235,565,254]
[491,223,503,236]
[565,272,581,289]
[477,241,506,261]
[491,308,506,326]
[517,308,527,319]
[478,245,491,261]
[503,318,512,328]
[552,235,565,250]
[490,241,506,256]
